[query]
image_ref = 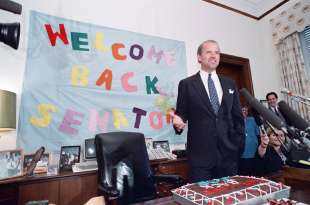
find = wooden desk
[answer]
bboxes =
[150,158,188,197]
[3,159,307,205]
[0,158,188,205]
[267,166,310,204]
[0,170,98,205]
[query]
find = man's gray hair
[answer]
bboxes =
[197,40,219,55]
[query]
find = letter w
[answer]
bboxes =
[45,24,69,46]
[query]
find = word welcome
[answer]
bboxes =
[45,24,176,66]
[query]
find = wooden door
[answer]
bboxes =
[217,53,254,106]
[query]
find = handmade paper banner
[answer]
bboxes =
[17,11,187,152]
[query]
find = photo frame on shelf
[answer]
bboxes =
[59,146,80,171]
[153,140,170,152]
[23,153,49,174]
[145,137,153,150]
[0,149,23,180]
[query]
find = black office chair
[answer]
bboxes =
[95,132,183,205]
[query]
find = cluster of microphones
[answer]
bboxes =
[240,88,310,167]
[0,0,22,49]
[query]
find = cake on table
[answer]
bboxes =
[266,198,308,205]
[268,198,297,205]
[172,176,290,205]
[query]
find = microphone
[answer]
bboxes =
[251,107,264,126]
[240,89,310,165]
[280,88,293,96]
[240,88,291,153]
[240,88,286,131]
[278,100,310,132]
[0,22,20,49]
[287,126,310,147]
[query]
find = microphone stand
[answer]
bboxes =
[266,121,310,167]
[291,96,310,107]
[281,90,310,107]
[265,121,289,154]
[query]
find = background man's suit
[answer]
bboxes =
[175,72,245,182]
[268,106,287,125]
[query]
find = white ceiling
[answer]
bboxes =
[206,0,287,19]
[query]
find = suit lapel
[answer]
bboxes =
[218,76,228,114]
[192,72,215,116]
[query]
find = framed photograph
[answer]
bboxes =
[59,146,80,171]
[153,140,170,152]
[145,138,153,150]
[0,149,23,180]
[23,153,49,174]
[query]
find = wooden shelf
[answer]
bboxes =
[0,159,188,205]
[0,170,98,205]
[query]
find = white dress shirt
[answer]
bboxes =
[199,70,223,104]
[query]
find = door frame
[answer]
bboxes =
[220,53,254,96]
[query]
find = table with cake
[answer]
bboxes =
[131,174,306,205]
[170,175,306,205]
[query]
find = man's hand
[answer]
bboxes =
[169,110,186,131]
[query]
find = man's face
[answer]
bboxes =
[267,94,278,108]
[198,42,220,72]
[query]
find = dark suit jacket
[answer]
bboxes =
[268,106,287,125]
[175,72,245,168]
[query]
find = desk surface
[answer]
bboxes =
[0,170,97,185]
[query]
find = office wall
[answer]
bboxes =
[258,0,302,95]
[0,0,291,150]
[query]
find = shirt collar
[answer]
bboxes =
[200,69,217,79]
[270,106,278,112]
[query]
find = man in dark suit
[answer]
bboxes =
[171,40,245,182]
[266,92,287,124]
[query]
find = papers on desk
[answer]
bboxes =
[72,161,98,173]
[147,148,176,160]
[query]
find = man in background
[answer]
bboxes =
[266,92,286,124]
[171,40,245,182]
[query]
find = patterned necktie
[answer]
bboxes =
[208,74,220,114]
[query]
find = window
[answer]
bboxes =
[299,26,310,82]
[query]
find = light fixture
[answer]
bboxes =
[0,0,22,50]
[0,89,16,131]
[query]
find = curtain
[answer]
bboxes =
[270,0,310,45]
[276,32,310,121]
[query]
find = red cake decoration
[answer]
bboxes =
[172,176,290,205]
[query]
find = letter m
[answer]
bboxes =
[147,46,164,64]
